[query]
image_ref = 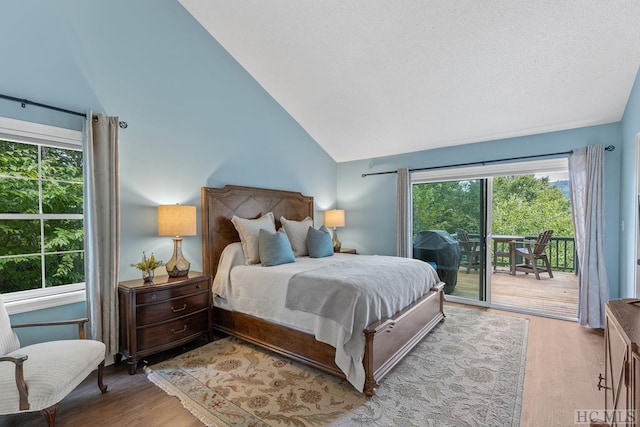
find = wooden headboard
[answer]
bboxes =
[201,185,315,277]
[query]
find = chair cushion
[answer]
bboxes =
[0,296,20,355]
[0,339,105,414]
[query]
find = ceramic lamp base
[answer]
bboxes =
[332,228,342,252]
[166,237,190,277]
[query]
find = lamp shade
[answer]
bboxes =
[158,205,197,237]
[324,209,345,228]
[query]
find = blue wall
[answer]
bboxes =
[1,0,336,341]
[9,303,86,347]
[619,67,640,298]
[337,123,623,298]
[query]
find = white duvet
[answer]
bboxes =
[212,242,441,392]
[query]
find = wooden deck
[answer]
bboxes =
[449,267,579,319]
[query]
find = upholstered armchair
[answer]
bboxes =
[0,296,107,426]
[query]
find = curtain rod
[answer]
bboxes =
[361,145,615,178]
[0,93,128,129]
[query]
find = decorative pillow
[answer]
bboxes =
[258,229,295,267]
[307,225,334,258]
[280,216,313,257]
[231,212,276,264]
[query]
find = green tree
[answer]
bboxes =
[0,140,84,293]
[412,180,482,238]
[491,176,573,236]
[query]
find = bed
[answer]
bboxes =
[202,185,445,396]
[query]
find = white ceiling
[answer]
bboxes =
[179,1,640,163]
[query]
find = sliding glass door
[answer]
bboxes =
[412,179,487,302]
[410,157,577,318]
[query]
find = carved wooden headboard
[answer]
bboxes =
[201,185,315,277]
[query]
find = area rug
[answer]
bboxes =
[145,306,528,427]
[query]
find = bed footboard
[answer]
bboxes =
[212,282,445,397]
[212,306,344,378]
[363,282,445,396]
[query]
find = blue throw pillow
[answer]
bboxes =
[307,225,334,258]
[258,229,295,266]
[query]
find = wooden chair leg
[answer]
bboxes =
[522,257,530,275]
[530,257,541,280]
[542,255,553,278]
[41,404,58,427]
[97,360,108,393]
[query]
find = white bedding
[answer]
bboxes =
[212,242,441,392]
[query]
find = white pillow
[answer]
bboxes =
[231,212,275,264]
[280,216,313,257]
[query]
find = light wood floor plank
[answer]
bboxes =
[452,268,579,318]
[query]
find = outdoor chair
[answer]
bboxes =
[514,229,554,280]
[0,295,107,426]
[456,228,480,274]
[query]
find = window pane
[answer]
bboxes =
[0,220,41,256]
[45,252,84,287]
[0,256,42,293]
[44,219,84,252]
[41,146,83,182]
[42,181,83,214]
[0,177,39,213]
[0,140,38,178]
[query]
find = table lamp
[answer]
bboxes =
[324,209,345,252]
[158,204,196,277]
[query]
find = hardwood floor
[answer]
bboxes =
[0,305,604,427]
[461,303,604,427]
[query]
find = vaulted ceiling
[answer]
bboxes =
[179,1,640,162]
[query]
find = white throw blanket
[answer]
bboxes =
[285,255,441,391]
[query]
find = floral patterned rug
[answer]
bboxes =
[145,305,528,426]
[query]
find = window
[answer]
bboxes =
[0,117,85,312]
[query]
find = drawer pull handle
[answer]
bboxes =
[171,304,187,313]
[196,284,201,289]
[171,325,187,334]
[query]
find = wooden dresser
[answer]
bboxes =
[118,272,211,374]
[597,299,640,426]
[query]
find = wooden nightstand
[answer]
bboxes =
[339,248,357,254]
[118,272,211,374]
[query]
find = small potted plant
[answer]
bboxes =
[131,252,164,283]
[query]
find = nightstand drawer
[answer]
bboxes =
[136,279,208,304]
[136,291,209,326]
[136,310,208,352]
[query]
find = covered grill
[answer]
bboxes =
[412,230,461,294]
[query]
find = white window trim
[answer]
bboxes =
[0,116,82,148]
[411,157,569,183]
[0,116,85,314]
[4,285,85,315]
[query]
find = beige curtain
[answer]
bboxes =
[396,168,411,257]
[569,145,610,328]
[84,113,120,355]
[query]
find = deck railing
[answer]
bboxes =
[493,235,577,273]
